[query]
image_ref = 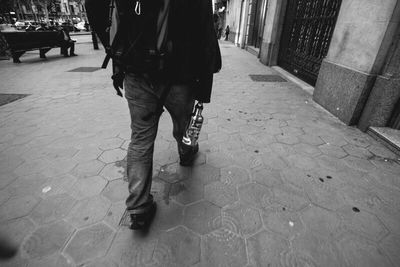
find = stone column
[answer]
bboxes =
[313,0,400,125]
[238,0,249,49]
[259,0,287,66]
[358,22,400,131]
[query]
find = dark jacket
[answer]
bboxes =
[85,0,221,103]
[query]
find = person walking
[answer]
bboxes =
[86,0,221,230]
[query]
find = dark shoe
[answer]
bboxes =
[70,53,77,56]
[129,202,157,230]
[179,143,199,166]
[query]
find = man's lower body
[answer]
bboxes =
[124,72,196,229]
[61,41,76,57]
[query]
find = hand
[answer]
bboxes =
[111,72,124,97]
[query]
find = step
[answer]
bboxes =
[367,127,400,156]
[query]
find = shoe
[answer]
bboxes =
[129,202,157,230]
[70,53,77,56]
[179,143,199,166]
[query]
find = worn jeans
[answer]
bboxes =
[124,73,195,211]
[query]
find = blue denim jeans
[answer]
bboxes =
[124,73,195,211]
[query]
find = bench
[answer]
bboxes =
[1,30,74,63]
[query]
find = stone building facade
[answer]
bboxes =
[224,0,400,145]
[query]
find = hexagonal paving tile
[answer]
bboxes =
[344,134,372,148]
[0,195,40,222]
[260,153,288,170]
[315,155,348,171]
[64,223,115,265]
[30,193,76,224]
[338,206,389,242]
[153,149,179,166]
[343,156,377,172]
[170,177,204,205]
[247,230,290,266]
[0,217,35,246]
[279,167,310,189]
[301,206,341,238]
[183,200,221,235]
[40,174,78,198]
[23,220,74,259]
[269,142,296,157]
[99,163,125,181]
[233,150,263,170]
[104,201,125,229]
[72,147,103,163]
[26,254,74,267]
[0,172,19,190]
[207,151,235,168]
[0,188,11,206]
[338,234,392,267]
[275,133,300,145]
[202,228,247,267]
[98,138,124,151]
[293,143,322,157]
[380,234,400,266]
[99,148,126,164]
[238,183,272,210]
[319,134,348,147]
[71,160,105,178]
[191,164,220,185]
[65,195,111,228]
[368,145,398,159]
[69,176,108,200]
[299,134,325,146]
[158,163,191,184]
[6,173,50,197]
[42,158,78,177]
[305,178,347,211]
[285,154,319,170]
[263,209,304,239]
[291,230,345,266]
[222,202,262,236]
[342,144,373,159]
[252,168,283,187]
[270,184,310,212]
[319,144,348,159]
[155,226,201,266]
[370,158,400,174]
[106,227,158,266]
[101,179,127,203]
[204,181,238,207]
[220,165,250,185]
[150,200,184,231]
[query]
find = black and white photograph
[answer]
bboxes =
[0,0,400,266]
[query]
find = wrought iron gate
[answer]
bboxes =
[278,0,342,85]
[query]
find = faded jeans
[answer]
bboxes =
[124,73,194,211]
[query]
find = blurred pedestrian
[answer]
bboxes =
[224,25,230,41]
[59,27,77,57]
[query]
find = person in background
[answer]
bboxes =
[224,25,230,41]
[59,26,77,57]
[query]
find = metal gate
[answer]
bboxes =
[278,0,342,85]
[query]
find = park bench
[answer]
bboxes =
[1,30,74,63]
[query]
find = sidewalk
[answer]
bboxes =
[0,40,399,267]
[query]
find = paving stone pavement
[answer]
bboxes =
[1,39,400,267]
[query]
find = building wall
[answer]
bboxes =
[225,0,244,45]
[313,0,400,126]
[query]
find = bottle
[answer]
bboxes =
[182,102,204,147]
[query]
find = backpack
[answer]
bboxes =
[89,0,171,73]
